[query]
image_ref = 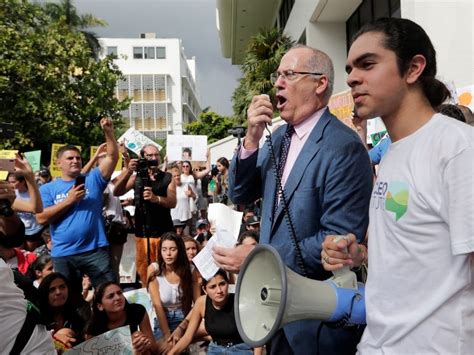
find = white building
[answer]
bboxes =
[99,33,202,139]
[216,0,473,102]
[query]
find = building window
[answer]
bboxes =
[133,47,143,59]
[346,0,401,52]
[145,47,155,59]
[156,47,166,59]
[107,46,118,57]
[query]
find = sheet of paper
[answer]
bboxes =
[124,288,153,328]
[207,203,243,241]
[193,225,240,280]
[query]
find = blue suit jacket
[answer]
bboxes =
[229,109,373,354]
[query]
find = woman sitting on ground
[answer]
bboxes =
[85,281,158,354]
[38,273,91,349]
[147,232,200,348]
[169,269,262,355]
[28,253,53,288]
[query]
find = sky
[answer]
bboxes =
[74,0,241,116]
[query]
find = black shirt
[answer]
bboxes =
[134,170,174,237]
[204,293,244,345]
[88,302,146,336]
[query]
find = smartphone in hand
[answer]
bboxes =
[74,175,86,189]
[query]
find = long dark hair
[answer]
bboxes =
[353,18,450,108]
[86,281,127,335]
[148,232,193,315]
[38,273,89,333]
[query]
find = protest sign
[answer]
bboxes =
[0,150,17,180]
[118,127,162,156]
[167,135,207,161]
[90,146,123,171]
[66,326,133,355]
[124,288,154,328]
[24,150,41,172]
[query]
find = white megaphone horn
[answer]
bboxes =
[234,244,365,347]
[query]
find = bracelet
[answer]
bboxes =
[157,196,161,205]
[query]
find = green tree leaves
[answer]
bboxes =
[232,28,294,122]
[0,0,129,160]
[185,111,235,144]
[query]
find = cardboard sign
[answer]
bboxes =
[66,326,133,354]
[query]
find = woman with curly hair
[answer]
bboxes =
[147,232,200,349]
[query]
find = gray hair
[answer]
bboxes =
[291,44,334,102]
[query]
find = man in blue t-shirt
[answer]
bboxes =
[37,118,119,289]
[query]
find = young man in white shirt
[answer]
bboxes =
[322,17,474,354]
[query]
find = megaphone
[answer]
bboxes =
[234,244,365,347]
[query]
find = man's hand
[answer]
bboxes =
[245,95,273,149]
[100,117,114,134]
[14,154,34,178]
[321,234,360,271]
[212,244,255,273]
[66,185,86,204]
[126,158,138,174]
[143,186,159,203]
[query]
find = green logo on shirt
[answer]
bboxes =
[385,182,409,221]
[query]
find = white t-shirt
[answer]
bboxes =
[0,259,55,354]
[359,114,474,354]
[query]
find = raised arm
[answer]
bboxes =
[11,155,43,213]
[81,143,107,174]
[98,118,119,180]
[194,150,211,180]
[113,159,137,197]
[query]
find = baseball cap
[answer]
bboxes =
[195,218,209,229]
[246,216,260,226]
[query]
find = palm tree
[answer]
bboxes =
[43,0,107,59]
[232,28,294,122]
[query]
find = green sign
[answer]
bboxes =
[24,150,41,172]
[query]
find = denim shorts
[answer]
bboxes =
[207,341,253,354]
[153,308,184,340]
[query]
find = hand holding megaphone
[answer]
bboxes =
[321,233,364,271]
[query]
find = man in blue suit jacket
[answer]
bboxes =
[213,45,373,354]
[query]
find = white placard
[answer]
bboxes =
[66,326,133,354]
[166,134,207,161]
[118,127,162,156]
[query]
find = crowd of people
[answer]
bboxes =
[1,16,473,355]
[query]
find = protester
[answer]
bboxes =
[7,156,44,251]
[323,17,474,354]
[168,269,258,355]
[214,44,373,354]
[37,118,119,290]
[147,232,200,349]
[244,215,260,232]
[171,167,196,234]
[28,253,53,288]
[182,236,200,265]
[113,143,177,285]
[85,281,158,354]
[236,230,260,247]
[38,272,91,349]
[194,218,212,245]
[213,157,231,205]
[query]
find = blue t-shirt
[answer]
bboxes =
[368,134,392,165]
[40,168,109,257]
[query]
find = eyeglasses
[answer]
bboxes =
[145,153,159,158]
[270,70,323,85]
[182,165,190,168]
